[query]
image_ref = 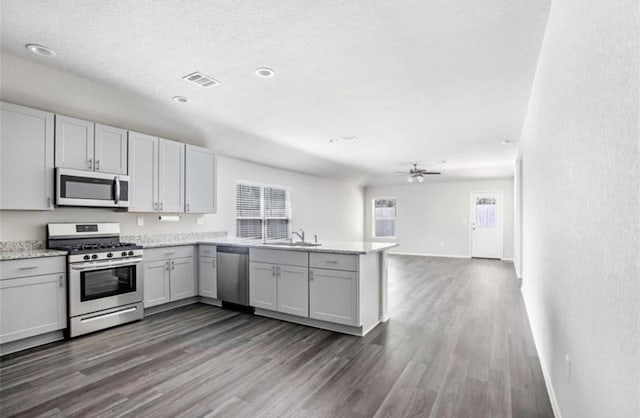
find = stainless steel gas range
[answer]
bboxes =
[47,223,144,338]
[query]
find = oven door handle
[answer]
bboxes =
[70,257,143,271]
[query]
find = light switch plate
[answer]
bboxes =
[137,216,144,226]
[196,216,204,225]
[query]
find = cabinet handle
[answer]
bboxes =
[88,158,93,169]
[95,160,100,170]
[164,252,175,256]
[326,260,338,264]
[166,262,170,271]
[18,266,38,270]
[59,275,64,287]
[212,259,216,268]
[271,265,276,277]
[186,203,190,212]
[47,197,52,208]
[153,202,158,211]
[309,270,314,280]
[171,260,175,270]
[277,266,281,277]
[160,202,163,211]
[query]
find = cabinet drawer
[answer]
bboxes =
[198,245,217,258]
[0,256,66,280]
[309,253,358,272]
[250,248,308,267]
[144,245,194,261]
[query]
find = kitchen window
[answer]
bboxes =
[236,182,291,240]
[373,198,396,238]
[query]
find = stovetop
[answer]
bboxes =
[51,241,143,254]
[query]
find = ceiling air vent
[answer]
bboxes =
[182,71,220,88]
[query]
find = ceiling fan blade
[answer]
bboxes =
[423,172,441,175]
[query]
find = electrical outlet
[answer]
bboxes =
[565,354,571,384]
[137,216,144,226]
[196,216,204,225]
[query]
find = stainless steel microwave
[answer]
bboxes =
[56,168,129,208]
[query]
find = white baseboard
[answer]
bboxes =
[389,251,470,259]
[521,290,563,418]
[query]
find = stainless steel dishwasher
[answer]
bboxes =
[216,246,250,307]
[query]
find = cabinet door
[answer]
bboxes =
[277,265,309,317]
[55,115,95,171]
[249,262,277,310]
[158,138,184,213]
[143,260,170,307]
[309,268,359,326]
[0,102,54,210]
[198,256,217,299]
[0,273,66,343]
[170,257,195,301]
[94,124,128,175]
[185,145,216,213]
[128,131,158,212]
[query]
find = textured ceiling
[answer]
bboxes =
[0,0,550,184]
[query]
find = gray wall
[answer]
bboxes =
[364,178,514,259]
[519,0,640,417]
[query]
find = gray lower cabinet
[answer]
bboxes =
[277,265,309,317]
[198,256,217,299]
[170,257,195,301]
[249,262,277,310]
[309,268,359,326]
[143,246,195,308]
[143,260,170,307]
[249,261,308,317]
[0,257,66,344]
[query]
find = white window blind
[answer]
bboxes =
[236,183,291,240]
[373,198,396,238]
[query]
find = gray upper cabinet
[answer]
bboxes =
[0,102,55,210]
[158,138,184,213]
[94,124,128,175]
[55,115,127,175]
[128,132,184,213]
[185,145,216,213]
[55,115,94,171]
[128,131,158,212]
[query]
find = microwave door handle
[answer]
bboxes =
[114,176,120,204]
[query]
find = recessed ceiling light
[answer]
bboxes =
[172,96,190,104]
[328,138,340,143]
[501,140,512,145]
[25,43,56,57]
[255,67,275,78]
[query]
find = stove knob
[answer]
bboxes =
[83,255,90,260]
[121,251,127,257]
[91,254,98,259]
[128,251,134,256]
[107,253,113,258]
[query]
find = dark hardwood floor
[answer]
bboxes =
[0,256,553,417]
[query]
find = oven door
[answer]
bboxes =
[56,168,129,208]
[69,257,143,317]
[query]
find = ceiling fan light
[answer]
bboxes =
[407,176,414,183]
[417,175,424,183]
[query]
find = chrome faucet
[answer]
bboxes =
[292,228,305,242]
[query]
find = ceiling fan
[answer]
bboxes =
[394,163,441,183]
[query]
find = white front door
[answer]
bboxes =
[470,191,503,259]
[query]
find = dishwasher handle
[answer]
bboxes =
[217,245,249,255]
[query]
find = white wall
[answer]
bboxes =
[519,1,640,417]
[0,55,364,242]
[364,179,514,259]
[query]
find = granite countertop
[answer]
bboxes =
[141,237,398,255]
[0,248,68,261]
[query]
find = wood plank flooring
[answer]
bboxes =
[0,256,553,417]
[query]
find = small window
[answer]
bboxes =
[373,198,396,238]
[475,197,497,228]
[236,183,291,240]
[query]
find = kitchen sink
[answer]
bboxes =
[265,241,322,247]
